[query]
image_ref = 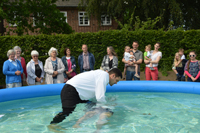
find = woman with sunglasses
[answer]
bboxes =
[26,50,45,85]
[184,51,200,82]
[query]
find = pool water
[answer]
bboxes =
[1,92,200,133]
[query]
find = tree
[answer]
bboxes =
[79,0,200,30]
[0,0,73,35]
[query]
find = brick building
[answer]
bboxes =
[1,0,118,35]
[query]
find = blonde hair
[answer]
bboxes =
[173,52,182,67]
[145,44,151,51]
[124,46,130,52]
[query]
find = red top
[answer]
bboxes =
[20,57,27,79]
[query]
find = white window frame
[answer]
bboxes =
[9,12,18,27]
[78,11,90,26]
[101,15,112,26]
[33,13,45,27]
[60,11,67,23]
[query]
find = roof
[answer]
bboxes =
[55,0,81,7]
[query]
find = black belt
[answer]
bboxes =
[83,69,91,71]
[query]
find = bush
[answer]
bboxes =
[1,30,200,84]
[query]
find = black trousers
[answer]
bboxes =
[50,84,88,124]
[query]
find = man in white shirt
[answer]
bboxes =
[50,68,122,124]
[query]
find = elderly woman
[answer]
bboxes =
[101,46,118,72]
[13,46,27,85]
[26,50,45,85]
[61,47,76,82]
[44,47,65,84]
[3,49,23,88]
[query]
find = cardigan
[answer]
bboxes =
[61,56,77,78]
[44,57,65,84]
[26,59,45,85]
[3,59,23,84]
[101,55,118,71]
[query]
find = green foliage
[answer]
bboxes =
[0,0,73,35]
[1,30,200,84]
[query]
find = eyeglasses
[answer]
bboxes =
[189,55,195,57]
[33,56,38,58]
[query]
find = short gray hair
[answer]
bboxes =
[7,49,15,57]
[48,47,58,56]
[13,46,22,52]
[31,50,39,56]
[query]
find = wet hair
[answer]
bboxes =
[107,46,117,57]
[108,68,122,78]
[64,47,70,56]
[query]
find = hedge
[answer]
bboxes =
[1,30,200,84]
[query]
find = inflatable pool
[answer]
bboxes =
[0,81,200,103]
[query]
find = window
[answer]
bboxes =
[33,13,45,27]
[9,12,18,27]
[101,15,112,26]
[60,11,67,23]
[78,12,90,26]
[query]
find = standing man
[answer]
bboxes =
[122,41,143,80]
[50,68,122,124]
[78,44,95,73]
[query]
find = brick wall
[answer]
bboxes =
[3,7,118,35]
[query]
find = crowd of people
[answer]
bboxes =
[2,41,200,88]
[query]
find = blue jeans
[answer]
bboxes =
[126,71,140,81]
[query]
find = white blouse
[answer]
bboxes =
[146,50,162,67]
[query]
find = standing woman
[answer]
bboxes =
[13,46,27,85]
[44,47,65,84]
[101,46,118,72]
[3,49,23,88]
[184,51,200,82]
[26,50,45,85]
[144,42,162,80]
[61,47,76,82]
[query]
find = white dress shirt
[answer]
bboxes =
[66,69,109,103]
[181,55,185,60]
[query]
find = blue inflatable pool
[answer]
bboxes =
[0,81,199,103]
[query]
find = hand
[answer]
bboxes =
[128,62,133,65]
[53,71,58,75]
[148,59,152,61]
[36,77,41,82]
[133,61,136,64]
[15,70,21,75]
[191,76,197,82]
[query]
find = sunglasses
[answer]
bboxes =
[189,55,195,57]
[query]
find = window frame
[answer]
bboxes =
[78,11,90,26]
[101,15,112,26]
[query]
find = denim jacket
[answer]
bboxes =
[61,56,77,78]
[78,52,95,73]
